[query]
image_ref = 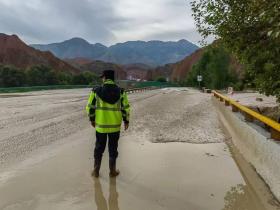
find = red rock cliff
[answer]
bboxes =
[0,33,80,74]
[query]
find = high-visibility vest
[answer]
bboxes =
[86,80,130,133]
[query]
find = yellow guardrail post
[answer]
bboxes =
[225,100,230,106]
[231,104,239,112]
[213,91,280,141]
[271,128,280,140]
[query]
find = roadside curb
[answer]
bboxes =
[212,96,280,202]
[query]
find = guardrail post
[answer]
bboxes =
[225,101,230,106]
[231,104,239,112]
[271,128,280,141]
[220,97,224,102]
[243,112,254,122]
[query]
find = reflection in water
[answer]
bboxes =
[222,184,265,210]
[94,178,119,210]
[109,178,119,210]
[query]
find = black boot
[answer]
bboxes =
[109,159,120,177]
[92,158,102,178]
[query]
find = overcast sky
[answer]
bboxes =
[0,0,210,46]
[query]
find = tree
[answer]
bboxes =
[56,72,72,85]
[25,65,58,86]
[0,65,26,87]
[81,71,100,85]
[185,45,239,90]
[72,74,85,85]
[191,0,280,101]
[0,64,102,87]
[156,77,167,83]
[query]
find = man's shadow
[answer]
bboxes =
[94,178,119,210]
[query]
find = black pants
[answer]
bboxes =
[94,131,120,161]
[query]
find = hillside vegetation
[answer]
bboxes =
[184,45,242,90]
[191,0,280,101]
[0,65,100,88]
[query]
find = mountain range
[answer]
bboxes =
[31,38,199,66]
[65,58,127,80]
[0,33,79,74]
[2,33,234,83]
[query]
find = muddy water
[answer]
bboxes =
[0,128,278,210]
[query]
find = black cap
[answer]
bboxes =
[100,70,115,80]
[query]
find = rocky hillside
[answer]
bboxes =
[122,63,151,80]
[120,63,174,81]
[0,33,79,74]
[32,38,199,66]
[171,49,204,82]
[147,64,175,81]
[65,58,127,80]
[66,58,174,81]
[171,45,244,82]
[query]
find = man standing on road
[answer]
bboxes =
[86,70,130,178]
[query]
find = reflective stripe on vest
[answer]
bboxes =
[95,124,121,128]
[96,107,121,111]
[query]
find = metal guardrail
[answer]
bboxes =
[213,90,280,141]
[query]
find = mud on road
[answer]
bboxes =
[128,88,225,143]
[0,88,279,210]
[0,90,90,167]
[0,88,224,168]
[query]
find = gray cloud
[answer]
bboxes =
[0,0,210,46]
